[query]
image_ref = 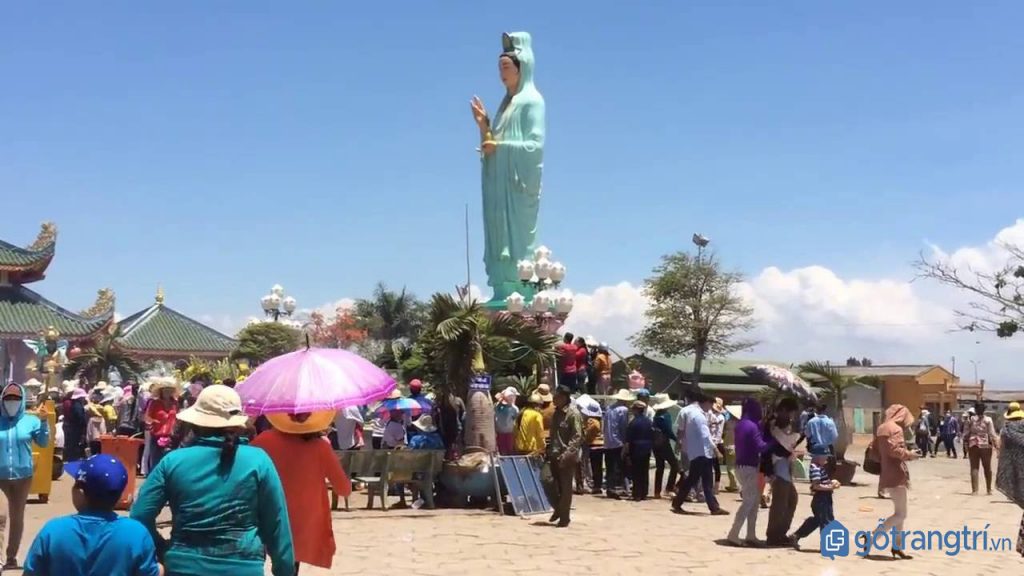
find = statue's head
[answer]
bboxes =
[498,32,535,94]
[498,52,520,93]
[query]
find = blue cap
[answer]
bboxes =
[64,455,129,500]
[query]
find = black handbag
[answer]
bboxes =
[863,439,881,475]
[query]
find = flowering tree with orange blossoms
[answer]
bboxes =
[308,307,367,349]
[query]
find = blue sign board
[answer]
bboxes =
[470,374,492,392]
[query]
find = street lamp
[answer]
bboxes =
[692,233,710,262]
[690,233,711,391]
[516,245,567,292]
[504,246,573,330]
[260,284,298,323]
[969,360,981,385]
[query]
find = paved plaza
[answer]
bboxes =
[12,447,1022,575]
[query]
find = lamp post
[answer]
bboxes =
[969,360,980,385]
[260,284,298,324]
[503,246,573,332]
[690,233,711,392]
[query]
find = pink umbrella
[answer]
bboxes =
[235,347,396,416]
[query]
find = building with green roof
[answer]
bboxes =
[115,287,237,361]
[0,223,116,383]
[611,354,793,402]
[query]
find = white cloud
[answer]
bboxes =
[928,218,1024,273]
[297,298,356,320]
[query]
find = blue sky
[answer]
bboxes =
[3,2,1023,382]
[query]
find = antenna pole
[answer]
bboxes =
[464,203,472,296]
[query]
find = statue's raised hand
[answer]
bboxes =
[470,96,489,130]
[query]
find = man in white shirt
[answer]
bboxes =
[671,393,729,515]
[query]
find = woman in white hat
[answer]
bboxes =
[143,377,179,472]
[494,387,520,456]
[131,385,296,576]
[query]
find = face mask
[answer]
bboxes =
[4,401,20,417]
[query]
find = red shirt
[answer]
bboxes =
[559,343,578,374]
[576,346,589,371]
[146,400,177,437]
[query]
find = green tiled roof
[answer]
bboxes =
[0,239,53,268]
[0,285,113,338]
[628,355,792,378]
[117,304,237,356]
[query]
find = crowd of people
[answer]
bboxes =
[0,361,1022,573]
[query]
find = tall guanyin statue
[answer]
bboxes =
[470,32,545,305]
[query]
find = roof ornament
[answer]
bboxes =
[81,288,116,318]
[155,284,165,305]
[27,222,58,252]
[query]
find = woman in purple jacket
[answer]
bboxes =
[726,398,768,546]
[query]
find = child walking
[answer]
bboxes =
[788,445,839,549]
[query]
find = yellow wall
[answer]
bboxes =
[882,376,921,411]
[880,367,959,413]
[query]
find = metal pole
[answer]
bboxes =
[465,203,472,295]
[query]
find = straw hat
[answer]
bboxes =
[631,400,648,411]
[1006,401,1024,421]
[93,381,109,392]
[267,410,337,434]
[611,388,635,403]
[527,393,543,406]
[413,414,438,433]
[536,384,553,403]
[147,377,179,394]
[651,394,676,412]
[177,385,249,429]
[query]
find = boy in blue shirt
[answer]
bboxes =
[24,455,162,576]
[788,444,840,549]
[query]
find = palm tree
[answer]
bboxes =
[355,283,425,342]
[428,293,557,452]
[63,326,146,383]
[797,361,881,461]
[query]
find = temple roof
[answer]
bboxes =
[116,292,237,358]
[0,222,57,284]
[0,285,115,338]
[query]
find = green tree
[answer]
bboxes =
[797,361,881,461]
[63,326,146,382]
[354,283,426,341]
[231,322,301,365]
[630,251,756,390]
[425,293,556,452]
[915,244,1024,338]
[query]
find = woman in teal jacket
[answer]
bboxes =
[0,381,49,568]
[131,385,295,576]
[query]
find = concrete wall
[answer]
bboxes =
[844,384,883,433]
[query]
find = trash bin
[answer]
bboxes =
[29,400,57,503]
[99,435,144,510]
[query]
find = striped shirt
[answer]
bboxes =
[809,461,831,489]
